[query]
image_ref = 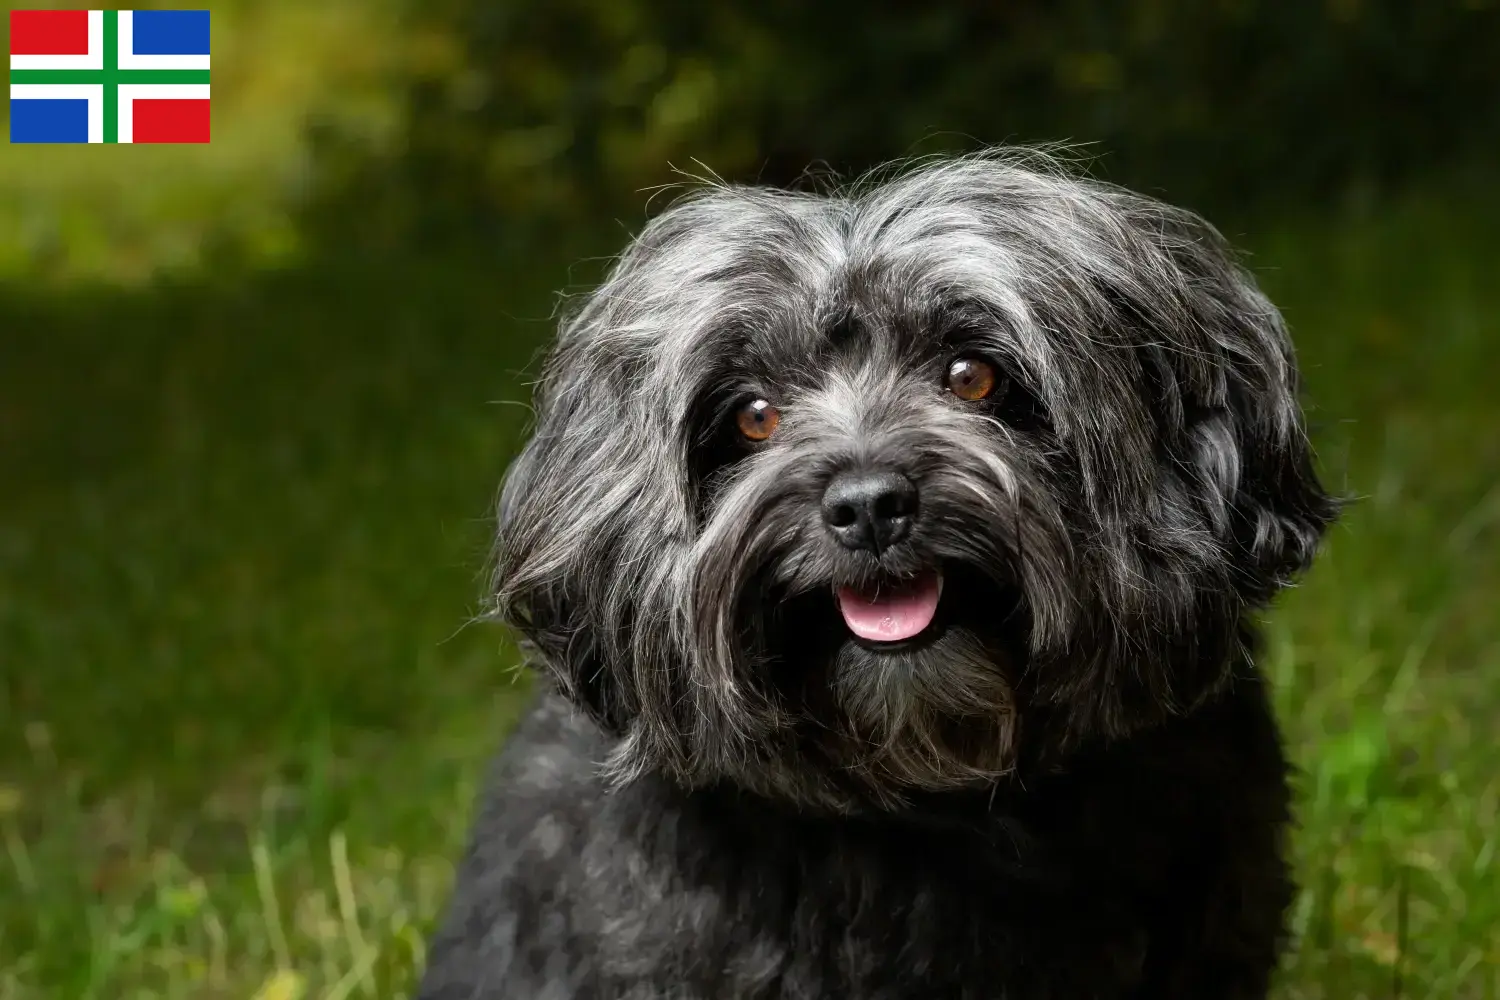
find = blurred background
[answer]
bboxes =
[1,1,1497,997]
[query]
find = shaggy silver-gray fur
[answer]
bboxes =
[419,149,1337,999]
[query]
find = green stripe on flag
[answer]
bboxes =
[7,10,211,143]
[8,70,212,85]
[103,8,117,142]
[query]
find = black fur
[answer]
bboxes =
[418,150,1338,999]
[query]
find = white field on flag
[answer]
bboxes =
[7,84,105,142]
[117,83,212,144]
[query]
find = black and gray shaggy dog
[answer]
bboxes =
[418,150,1339,999]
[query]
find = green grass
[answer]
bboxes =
[0,255,555,998]
[1,179,1497,999]
[1249,184,1500,997]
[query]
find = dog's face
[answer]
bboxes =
[494,154,1336,810]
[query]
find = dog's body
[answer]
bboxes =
[418,151,1336,999]
[420,677,1291,999]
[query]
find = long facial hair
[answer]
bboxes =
[490,149,1338,813]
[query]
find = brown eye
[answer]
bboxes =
[736,399,780,441]
[946,357,999,401]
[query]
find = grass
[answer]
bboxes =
[0,255,558,998]
[1250,183,1500,997]
[1,140,1497,1000]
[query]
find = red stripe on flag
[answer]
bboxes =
[132,99,211,143]
[10,10,91,56]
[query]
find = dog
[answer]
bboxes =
[417,149,1338,999]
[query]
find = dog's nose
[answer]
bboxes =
[821,470,918,553]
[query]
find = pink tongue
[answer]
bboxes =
[836,572,942,642]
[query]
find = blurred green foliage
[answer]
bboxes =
[306,0,1500,251]
[0,0,401,284]
[8,0,1496,280]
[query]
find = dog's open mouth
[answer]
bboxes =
[834,569,943,643]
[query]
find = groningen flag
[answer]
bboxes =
[10,10,210,143]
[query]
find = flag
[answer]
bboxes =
[10,10,210,143]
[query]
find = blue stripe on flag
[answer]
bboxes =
[131,10,211,56]
[10,99,91,143]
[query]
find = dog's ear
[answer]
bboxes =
[1044,205,1340,738]
[1159,223,1341,604]
[1210,386,1339,604]
[491,425,637,736]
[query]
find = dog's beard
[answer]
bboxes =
[777,566,1026,792]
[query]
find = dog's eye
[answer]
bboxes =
[946,357,1000,401]
[736,399,780,441]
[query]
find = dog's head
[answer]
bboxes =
[492,152,1337,810]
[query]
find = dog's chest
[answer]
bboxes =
[568,787,1149,999]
